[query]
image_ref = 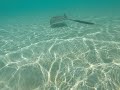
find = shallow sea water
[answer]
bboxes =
[0,13,120,90]
[0,1,120,90]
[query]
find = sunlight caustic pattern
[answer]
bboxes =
[0,16,120,90]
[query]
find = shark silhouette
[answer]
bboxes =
[50,14,95,28]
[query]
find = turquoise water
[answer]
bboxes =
[0,0,120,90]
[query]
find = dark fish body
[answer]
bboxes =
[50,14,95,28]
[50,14,67,26]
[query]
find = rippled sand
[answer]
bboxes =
[0,15,120,90]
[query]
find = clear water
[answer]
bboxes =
[0,0,120,90]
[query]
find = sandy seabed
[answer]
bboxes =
[0,14,120,90]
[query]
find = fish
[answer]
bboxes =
[50,14,68,28]
[50,14,95,28]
